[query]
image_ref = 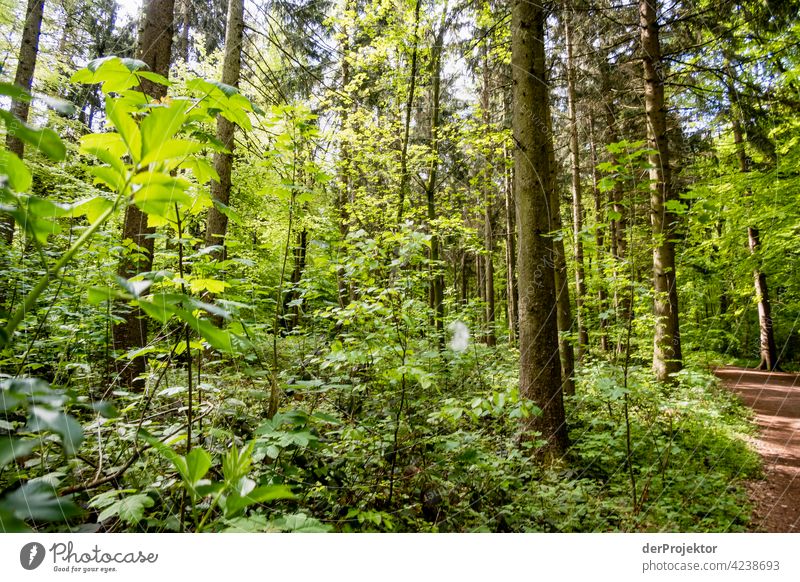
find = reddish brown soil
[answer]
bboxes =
[715,367,800,532]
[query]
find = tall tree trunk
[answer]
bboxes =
[481,37,496,346]
[179,0,191,62]
[1,0,45,250]
[599,54,629,351]
[113,0,175,388]
[731,111,779,370]
[564,6,588,359]
[503,146,518,344]
[545,89,576,397]
[589,114,610,352]
[640,0,682,382]
[425,15,446,341]
[396,0,422,222]
[204,0,244,258]
[512,0,568,457]
[336,3,354,308]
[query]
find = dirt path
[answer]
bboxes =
[715,367,800,532]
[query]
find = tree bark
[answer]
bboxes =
[503,146,518,344]
[639,0,682,382]
[425,14,447,341]
[204,0,244,258]
[731,110,779,370]
[512,0,568,456]
[545,89,576,397]
[1,0,46,249]
[589,114,609,352]
[564,6,588,359]
[396,0,422,222]
[179,0,191,62]
[113,0,175,388]
[481,37,496,346]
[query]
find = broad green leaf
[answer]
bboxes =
[0,150,32,192]
[180,158,220,183]
[140,102,190,164]
[131,172,190,216]
[173,308,234,352]
[141,138,204,166]
[0,82,30,101]
[185,448,212,484]
[136,71,172,86]
[224,485,295,517]
[0,110,66,161]
[189,277,229,294]
[0,481,81,522]
[106,99,141,162]
[27,406,84,455]
[98,494,154,525]
[0,437,38,468]
[72,57,146,94]
[269,512,331,533]
[88,165,126,192]
[70,196,115,223]
[80,133,127,170]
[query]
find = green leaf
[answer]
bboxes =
[131,172,191,216]
[98,494,154,525]
[0,149,32,192]
[140,102,190,164]
[0,110,66,161]
[80,132,128,172]
[188,277,229,294]
[0,481,81,522]
[224,485,296,517]
[141,139,204,166]
[174,308,234,352]
[91,401,119,418]
[270,512,331,533]
[0,437,38,468]
[180,158,220,183]
[27,406,84,455]
[70,196,115,223]
[185,448,212,484]
[72,57,145,93]
[106,99,141,162]
[0,82,30,101]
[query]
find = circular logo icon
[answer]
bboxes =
[20,542,46,570]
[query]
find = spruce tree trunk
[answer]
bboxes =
[589,114,610,352]
[731,115,779,370]
[545,90,576,397]
[564,7,588,359]
[204,0,244,258]
[397,0,422,222]
[481,39,496,346]
[512,0,568,456]
[113,0,175,388]
[503,147,518,344]
[425,19,446,340]
[640,0,682,382]
[1,0,45,249]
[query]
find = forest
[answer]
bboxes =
[0,0,798,534]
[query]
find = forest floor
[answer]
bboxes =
[715,367,800,532]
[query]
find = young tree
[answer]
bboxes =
[639,0,682,382]
[113,0,175,388]
[512,0,568,456]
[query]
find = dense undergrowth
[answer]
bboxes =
[1,329,760,532]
